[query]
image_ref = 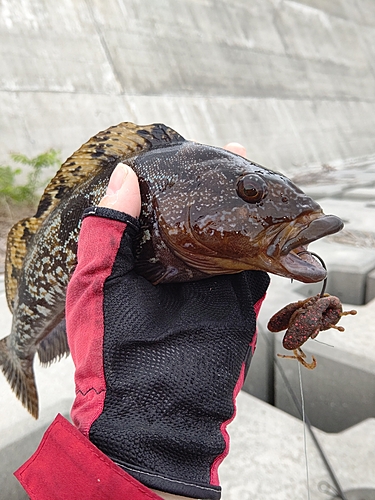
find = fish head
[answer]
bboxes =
[149,142,343,284]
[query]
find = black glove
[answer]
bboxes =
[66,207,270,500]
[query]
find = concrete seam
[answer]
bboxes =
[285,0,373,28]
[83,0,124,95]
[1,89,375,104]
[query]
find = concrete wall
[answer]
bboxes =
[1,0,375,174]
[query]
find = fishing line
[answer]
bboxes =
[272,353,349,500]
[265,250,349,498]
[312,339,335,348]
[298,362,311,500]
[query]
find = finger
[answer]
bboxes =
[224,142,247,158]
[98,163,141,218]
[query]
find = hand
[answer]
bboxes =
[66,142,268,500]
[98,162,141,217]
[96,144,248,500]
[223,142,247,157]
[16,142,259,500]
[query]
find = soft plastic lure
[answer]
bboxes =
[268,253,357,369]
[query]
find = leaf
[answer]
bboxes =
[0,149,61,205]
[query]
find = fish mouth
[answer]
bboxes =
[159,206,343,284]
[275,214,344,283]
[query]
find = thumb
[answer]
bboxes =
[98,163,141,218]
[224,142,247,158]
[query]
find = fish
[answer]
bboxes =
[1,121,343,418]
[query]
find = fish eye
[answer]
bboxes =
[236,174,267,204]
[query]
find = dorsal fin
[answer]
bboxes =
[5,122,185,309]
[33,122,185,221]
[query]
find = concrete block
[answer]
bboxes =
[291,0,363,23]
[103,29,313,99]
[290,158,375,201]
[297,183,347,199]
[2,279,372,497]
[274,5,373,101]
[3,90,375,184]
[274,333,375,432]
[1,0,375,171]
[2,389,374,499]
[91,0,286,55]
[243,326,275,404]
[357,0,375,27]
[275,1,366,66]
[0,0,94,33]
[317,199,375,234]
[263,275,375,432]
[0,403,72,500]
[220,392,375,499]
[0,286,74,497]
[0,32,120,94]
[366,268,375,303]
[0,288,75,449]
[344,187,375,201]
[297,239,375,305]
[2,274,374,496]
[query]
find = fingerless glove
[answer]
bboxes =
[66,207,269,499]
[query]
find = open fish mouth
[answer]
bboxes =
[165,210,344,284]
[277,214,344,283]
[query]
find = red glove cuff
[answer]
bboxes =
[14,414,163,500]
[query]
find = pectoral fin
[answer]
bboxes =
[37,319,70,366]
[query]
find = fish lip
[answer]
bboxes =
[277,214,344,283]
[280,214,344,256]
[279,247,327,283]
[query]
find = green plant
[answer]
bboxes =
[0,149,61,205]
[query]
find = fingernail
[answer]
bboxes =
[106,163,128,195]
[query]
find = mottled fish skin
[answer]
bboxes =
[130,142,341,284]
[2,123,183,418]
[1,122,343,418]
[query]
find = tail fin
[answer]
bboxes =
[0,337,39,419]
